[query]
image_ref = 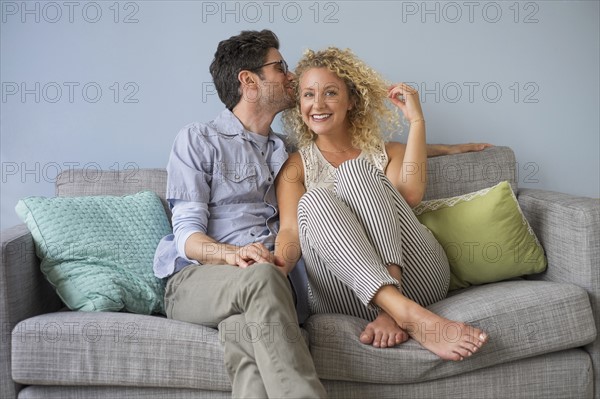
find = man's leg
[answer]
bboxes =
[164,263,326,398]
[219,314,268,399]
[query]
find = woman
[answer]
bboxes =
[274,47,487,361]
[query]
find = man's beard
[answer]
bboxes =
[259,82,295,112]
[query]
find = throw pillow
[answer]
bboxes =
[413,181,547,290]
[15,191,171,314]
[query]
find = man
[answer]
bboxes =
[154,29,491,398]
[154,30,326,399]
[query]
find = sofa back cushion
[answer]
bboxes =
[423,146,517,200]
[55,147,517,207]
[56,168,170,220]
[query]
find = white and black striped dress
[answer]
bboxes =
[297,142,450,321]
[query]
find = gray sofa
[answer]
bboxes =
[1,146,598,398]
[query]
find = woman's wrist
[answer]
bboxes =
[409,118,425,124]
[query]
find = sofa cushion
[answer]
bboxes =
[11,310,311,390]
[413,181,547,290]
[322,350,592,399]
[13,281,593,389]
[15,191,171,314]
[11,311,231,390]
[14,350,594,399]
[306,280,596,384]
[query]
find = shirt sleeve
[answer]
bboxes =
[166,124,214,204]
[165,124,214,238]
[170,199,209,261]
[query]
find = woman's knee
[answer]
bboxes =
[298,188,336,219]
[337,158,379,181]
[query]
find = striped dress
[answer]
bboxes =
[297,141,450,321]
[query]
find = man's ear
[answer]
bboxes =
[238,70,257,88]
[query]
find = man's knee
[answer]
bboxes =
[218,314,246,344]
[244,263,286,285]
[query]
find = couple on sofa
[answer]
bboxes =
[153,29,489,398]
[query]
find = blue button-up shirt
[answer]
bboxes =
[153,109,288,278]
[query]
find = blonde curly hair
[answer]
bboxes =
[282,47,401,152]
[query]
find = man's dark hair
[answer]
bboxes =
[209,30,280,110]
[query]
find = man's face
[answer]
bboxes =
[253,48,295,113]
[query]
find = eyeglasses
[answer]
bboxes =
[250,59,289,75]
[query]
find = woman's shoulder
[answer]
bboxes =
[286,151,303,163]
[279,151,305,184]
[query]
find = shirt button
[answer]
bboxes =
[268,177,272,182]
[261,152,265,156]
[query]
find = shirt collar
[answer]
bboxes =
[214,109,275,144]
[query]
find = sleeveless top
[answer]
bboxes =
[299,141,389,191]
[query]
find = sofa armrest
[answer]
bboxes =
[1,224,62,399]
[518,189,599,292]
[518,188,599,393]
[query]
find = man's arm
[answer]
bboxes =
[426,143,493,157]
[171,199,275,269]
[166,126,277,270]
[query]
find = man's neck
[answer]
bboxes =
[232,103,276,136]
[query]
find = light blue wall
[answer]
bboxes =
[1,1,599,229]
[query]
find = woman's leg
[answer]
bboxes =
[334,158,450,307]
[326,158,448,348]
[298,186,407,347]
[299,159,487,359]
[298,187,398,320]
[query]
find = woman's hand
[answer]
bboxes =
[387,83,424,124]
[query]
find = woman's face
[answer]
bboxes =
[299,67,353,137]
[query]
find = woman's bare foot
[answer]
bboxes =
[400,304,488,361]
[374,285,488,361]
[359,311,409,348]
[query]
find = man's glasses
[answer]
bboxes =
[250,59,289,75]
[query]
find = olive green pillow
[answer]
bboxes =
[413,181,547,290]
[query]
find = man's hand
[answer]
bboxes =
[184,233,287,273]
[228,244,289,276]
[228,242,275,268]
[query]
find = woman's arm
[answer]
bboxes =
[385,84,427,207]
[427,143,493,157]
[274,152,307,276]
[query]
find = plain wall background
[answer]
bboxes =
[1,0,599,230]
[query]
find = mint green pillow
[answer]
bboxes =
[413,181,547,291]
[16,191,171,314]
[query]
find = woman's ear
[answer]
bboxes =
[348,85,359,111]
[348,95,357,111]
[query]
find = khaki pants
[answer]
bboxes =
[165,263,327,399]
